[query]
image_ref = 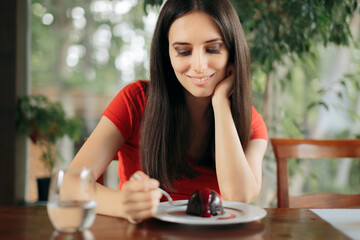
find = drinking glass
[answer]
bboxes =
[47,167,97,232]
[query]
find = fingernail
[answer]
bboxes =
[146,179,159,189]
[132,173,142,181]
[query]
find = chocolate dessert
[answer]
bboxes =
[186,188,224,217]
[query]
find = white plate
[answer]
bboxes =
[154,200,267,225]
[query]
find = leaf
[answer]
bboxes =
[337,91,343,99]
[353,79,360,91]
[307,102,316,110]
[310,172,320,182]
[15,95,83,169]
[340,80,346,87]
[296,167,306,180]
[317,88,326,95]
[143,0,163,14]
[318,101,329,110]
[307,101,329,111]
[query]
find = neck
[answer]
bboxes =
[185,93,213,160]
[185,93,212,123]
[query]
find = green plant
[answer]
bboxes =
[15,95,82,171]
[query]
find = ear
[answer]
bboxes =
[227,64,235,77]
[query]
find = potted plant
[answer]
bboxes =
[15,95,82,201]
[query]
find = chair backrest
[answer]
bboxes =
[271,138,360,208]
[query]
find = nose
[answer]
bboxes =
[192,49,207,73]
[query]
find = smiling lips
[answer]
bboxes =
[188,73,215,86]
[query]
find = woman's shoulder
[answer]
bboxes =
[122,80,149,96]
[102,81,149,140]
[104,80,149,115]
[251,106,261,117]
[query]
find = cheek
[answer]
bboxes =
[170,57,189,74]
[212,57,228,76]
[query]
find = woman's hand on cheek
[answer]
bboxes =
[120,171,162,224]
[212,65,235,106]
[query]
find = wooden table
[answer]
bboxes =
[0,206,349,240]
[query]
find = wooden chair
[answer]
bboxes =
[271,138,360,208]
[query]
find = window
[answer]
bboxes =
[28,0,159,202]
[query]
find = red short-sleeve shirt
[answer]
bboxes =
[103,80,268,200]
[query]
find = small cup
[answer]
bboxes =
[47,167,97,232]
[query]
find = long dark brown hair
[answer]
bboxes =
[141,0,252,190]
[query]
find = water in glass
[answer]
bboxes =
[47,167,97,232]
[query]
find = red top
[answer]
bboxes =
[103,80,268,200]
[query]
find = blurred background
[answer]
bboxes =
[1,0,359,207]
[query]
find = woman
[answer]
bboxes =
[70,0,268,223]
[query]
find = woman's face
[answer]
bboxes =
[168,11,229,98]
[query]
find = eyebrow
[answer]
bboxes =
[172,38,223,46]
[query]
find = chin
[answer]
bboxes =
[188,90,214,99]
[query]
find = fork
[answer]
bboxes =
[132,173,185,206]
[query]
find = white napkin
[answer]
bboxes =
[311,209,360,240]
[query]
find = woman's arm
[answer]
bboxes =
[69,116,161,222]
[211,76,267,203]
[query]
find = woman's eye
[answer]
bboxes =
[177,51,191,56]
[206,43,223,54]
[174,47,191,57]
[207,48,220,54]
